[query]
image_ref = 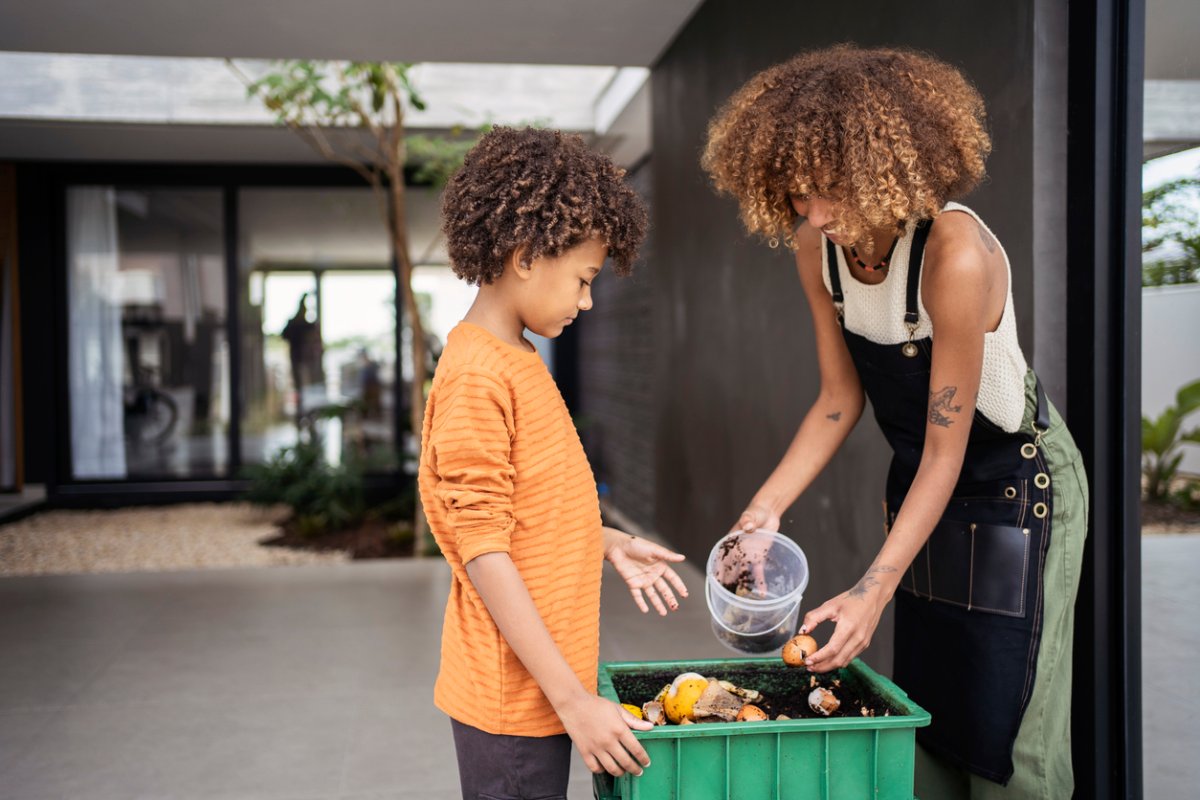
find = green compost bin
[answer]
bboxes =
[594,657,930,800]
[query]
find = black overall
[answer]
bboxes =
[826,222,1053,784]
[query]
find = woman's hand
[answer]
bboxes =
[603,528,688,615]
[800,563,900,672]
[733,501,781,534]
[718,503,782,595]
[556,691,653,777]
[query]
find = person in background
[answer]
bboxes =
[281,294,323,424]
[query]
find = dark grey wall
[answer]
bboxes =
[648,0,1042,672]
[575,161,658,532]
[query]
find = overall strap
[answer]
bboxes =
[825,237,844,322]
[904,219,934,328]
[1035,375,1050,434]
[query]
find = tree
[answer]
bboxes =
[1142,174,1200,287]
[230,59,471,554]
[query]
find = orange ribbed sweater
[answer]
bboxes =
[419,322,604,737]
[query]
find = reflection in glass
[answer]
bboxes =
[238,188,397,466]
[67,187,228,479]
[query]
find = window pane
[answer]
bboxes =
[66,187,228,479]
[237,188,396,466]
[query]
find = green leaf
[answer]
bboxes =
[1176,379,1200,417]
[1143,409,1182,454]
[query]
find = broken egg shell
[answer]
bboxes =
[642,701,666,726]
[808,686,841,716]
[736,704,769,722]
[782,634,820,667]
[776,714,791,721]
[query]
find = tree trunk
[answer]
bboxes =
[388,168,431,556]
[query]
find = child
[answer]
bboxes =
[420,126,688,800]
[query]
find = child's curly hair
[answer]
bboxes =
[702,45,991,249]
[441,127,647,285]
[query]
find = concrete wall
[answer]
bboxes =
[1143,284,1200,474]
[641,0,1046,673]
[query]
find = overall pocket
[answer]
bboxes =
[905,519,1032,617]
[891,479,1034,617]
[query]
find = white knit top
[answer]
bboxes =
[821,202,1029,433]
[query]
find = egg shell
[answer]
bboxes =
[808,686,841,716]
[782,634,820,666]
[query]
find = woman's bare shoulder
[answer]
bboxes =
[925,208,998,268]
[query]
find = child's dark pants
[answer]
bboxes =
[451,719,573,799]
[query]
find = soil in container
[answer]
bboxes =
[612,663,903,721]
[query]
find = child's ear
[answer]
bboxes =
[509,245,534,281]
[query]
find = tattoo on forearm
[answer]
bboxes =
[848,564,899,599]
[928,386,963,428]
[826,411,842,422]
[976,221,997,253]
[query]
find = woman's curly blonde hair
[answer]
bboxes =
[702,44,991,249]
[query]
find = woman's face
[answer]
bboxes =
[790,194,847,243]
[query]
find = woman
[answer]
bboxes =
[702,45,1088,798]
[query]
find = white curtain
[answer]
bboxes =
[68,187,126,478]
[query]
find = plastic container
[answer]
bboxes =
[705,529,809,653]
[594,657,931,800]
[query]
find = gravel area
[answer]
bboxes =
[0,502,349,577]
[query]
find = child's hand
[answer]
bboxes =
[557,692,652,777]
[603,527,688,615]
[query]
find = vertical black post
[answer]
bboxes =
[224,185,242,476]
[554,322,580,415]
[313,268,324,339]
[393,251,405,464]
[50,169,69,492]
[1066,0,1144,797]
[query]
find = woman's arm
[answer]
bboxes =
[802,214,998,671]
[466,553,652,776]
[738,223,866,531]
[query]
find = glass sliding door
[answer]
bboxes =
[238,188,397,467]
[66,187,228,479]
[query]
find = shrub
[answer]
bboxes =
[243,440,365,536]
[1143,378,1200,504]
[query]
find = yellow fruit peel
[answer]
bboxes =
[663,673,709,723]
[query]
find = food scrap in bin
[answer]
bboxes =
[625,638,891,724]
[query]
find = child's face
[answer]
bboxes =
[518,237,608,338]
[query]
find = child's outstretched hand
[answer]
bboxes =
[603,527,688,615]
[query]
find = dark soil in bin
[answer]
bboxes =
[611,663,902,721]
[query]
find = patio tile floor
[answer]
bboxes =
[0,533,1192,799]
